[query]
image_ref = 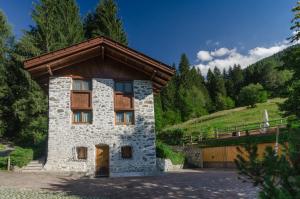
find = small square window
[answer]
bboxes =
[121,146,132,159]
[76,147,87,160]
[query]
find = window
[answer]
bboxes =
[73,79,91,90]
[72,79,92,124]
[115,82,133,93]
[73,111,92,123]
[121,146,132,159]
[114,81,134,125]
[116,111,134,125]
[76,147,87,160]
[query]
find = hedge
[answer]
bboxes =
[0,147,33,170]
[157,128,184,145]
[156,141,185,165]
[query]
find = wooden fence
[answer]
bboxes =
[201,142,285,168]
[182,118,288,144]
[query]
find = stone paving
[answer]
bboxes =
[0,187,104,199]
[0,169,259,199]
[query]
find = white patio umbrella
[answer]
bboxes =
[262,109,270,133]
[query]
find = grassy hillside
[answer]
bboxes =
[162,98,285,135]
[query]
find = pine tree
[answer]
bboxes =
[178,54,190,88]
[0,10,13,136]
[290,1,300,42]
[84,0,127,45]
[235,127,300,198]
[213,67,227,96]
[15,0,84,61]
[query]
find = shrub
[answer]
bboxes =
[10,147,33,168]
[156,141,185,165]
[0,144,5,151]
[0,157,8,170]
[238,83,268,107]
[157,128,184,145]
[215,94,235,110]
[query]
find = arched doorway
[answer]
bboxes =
[95,144,109,177]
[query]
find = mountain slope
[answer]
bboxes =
[162,98,285,135]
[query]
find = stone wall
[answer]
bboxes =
[172,145,203,168]
[44,77,156,177]
[156,158,183,172]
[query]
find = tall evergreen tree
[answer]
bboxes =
[15,0,84,61]
[213,67,227,96]
[290,1,300,42]
[0,10,13,136]
[178,53,191,88]
[84,0,127,45]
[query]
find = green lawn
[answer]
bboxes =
[162,98,286,136]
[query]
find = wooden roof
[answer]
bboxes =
[24,36,175,93]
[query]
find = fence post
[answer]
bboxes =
[275,126,280,156]
[190,135,193,144]
[214,128,219,138]
[7,156,10,171]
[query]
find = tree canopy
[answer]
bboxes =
[84,0,128,45]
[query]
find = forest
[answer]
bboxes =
[0,0,299,154]
[154,49,294,130]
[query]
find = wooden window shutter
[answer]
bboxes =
[71,79,92,110]
[71,91,92,110]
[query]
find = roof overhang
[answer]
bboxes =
[24,36,175,93]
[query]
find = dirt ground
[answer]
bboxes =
[0,169,258,199]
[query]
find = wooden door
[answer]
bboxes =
[95,145,109,176]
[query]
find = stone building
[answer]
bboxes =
[24,37,175,177]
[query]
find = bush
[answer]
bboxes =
[0,144,5,151]
[0,157,8,170]
[156,141,185,165]
[215,94,235,110]
[157,128,184,145]
[238,83,268,107]
[10,147,33,168]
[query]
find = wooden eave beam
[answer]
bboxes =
[105,47,172,82]
[24,37,102,69]
[102,39,175,76]
[29,46,101,77]
[46,65,53,76]
[105,54,166,89]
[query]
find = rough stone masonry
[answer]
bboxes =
[44,77,157,177]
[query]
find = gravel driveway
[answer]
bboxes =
[0,169,258,199]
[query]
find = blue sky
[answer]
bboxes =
[0,0,297,73]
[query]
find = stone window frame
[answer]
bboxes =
[121,145,133,159]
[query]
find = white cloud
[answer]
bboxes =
[211,47,233,57]
[197,50,212,62]
[195,41,292,76]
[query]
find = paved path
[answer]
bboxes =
[0,169,258,199]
